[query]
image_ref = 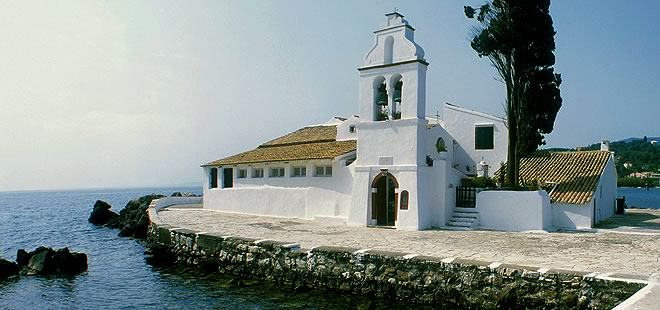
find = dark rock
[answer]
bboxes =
[16,248,31,267]
[0,257,19,279]
[27,249,50,274]
[52,248,87,274]
[88,200,119,225]
[17,246,87,275]
[171,192,199,197]
[114,194,165,239]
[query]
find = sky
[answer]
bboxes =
[0,0,658,192]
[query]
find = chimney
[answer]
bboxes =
[600,140,610,152]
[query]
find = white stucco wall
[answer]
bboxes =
[335,116,360,141]
[224,159,353,193]
[551,202,593,230]
[202,158,354,220]
[424,125,455,228]
[356,118,425,166]
[442,103,507,177]
[476,190,552,231]
[203,186,351,219]
[594,155,617,223]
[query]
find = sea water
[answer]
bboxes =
[618,187,660,209]
[0,187,427,310]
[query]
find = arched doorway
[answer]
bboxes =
[371,172,399,226]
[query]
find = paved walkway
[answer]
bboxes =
[153,206,660,279]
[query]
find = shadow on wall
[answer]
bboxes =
[451,141,476,175]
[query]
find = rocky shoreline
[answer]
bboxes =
[88,194,165,239]
[145,223,645,309]
[88,192,199,239]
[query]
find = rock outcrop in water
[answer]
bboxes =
[0,257,19,279]
[88,200,119,225]
[114,194,164,239]
[16,247,87,275]
[89,194,165,239]
[171,192,199,197]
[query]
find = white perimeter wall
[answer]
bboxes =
[154,197,203,212]
[551,202,593,230]
[203,186,351,219]
[477,190,552,231]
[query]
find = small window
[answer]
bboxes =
[291,166,306,177]
[252,168,264,178]
[436,137,446,153]
[209,168,218,189]
[349,125,356,133]
[400,190,409,210]
[270,167,285,178]
[314,165,332,177]
[237,169,247,179]
[475,125,494,150]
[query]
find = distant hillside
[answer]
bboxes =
[542,136,660,178]
[620,136,660,143]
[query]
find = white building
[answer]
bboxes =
[484,148,617,231]
[201,12,507,230]
[201,12,616,231]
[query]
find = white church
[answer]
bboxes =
[201,12,508,230]
[200,12,616,231]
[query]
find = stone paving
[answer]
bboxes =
[152,206,660,279]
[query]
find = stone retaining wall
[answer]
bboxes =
[146,223,643,309]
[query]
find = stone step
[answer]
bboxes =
[448,220,474,226]
[447,209,480,229]
[454,207,479,213]
[449,217,476,223]
[452,212,479,219]
[443,225,472,231]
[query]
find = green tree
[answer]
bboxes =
[465,0,562,187]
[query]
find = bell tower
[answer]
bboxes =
[358,11,428,121]
[349,12,431,230]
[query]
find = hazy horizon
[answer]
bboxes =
[1,1,659,191]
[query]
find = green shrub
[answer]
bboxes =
[461,176,496,188]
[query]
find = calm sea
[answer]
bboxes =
[618,187,660,209]
[0,187,426,310]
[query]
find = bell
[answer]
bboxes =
[377,91,388,106]
[393,89,402,103]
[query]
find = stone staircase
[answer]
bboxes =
[446,208,480,230]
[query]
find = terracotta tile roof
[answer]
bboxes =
[495,151,612,204]
[203,125,356,166]
[261,125,337,147]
